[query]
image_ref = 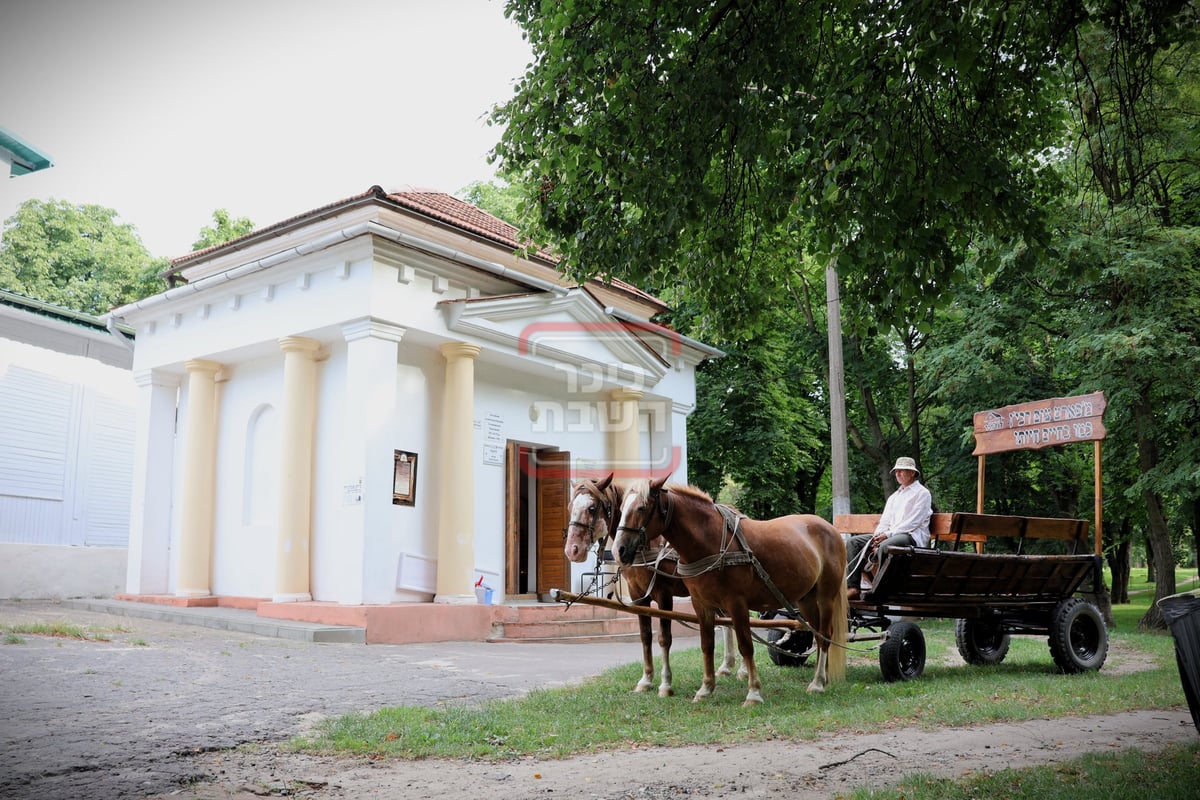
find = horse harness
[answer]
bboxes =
[673,504,802,618]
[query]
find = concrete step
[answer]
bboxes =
[79,595,702,645]
[490,600,703,643]
[490,613,643,643]
[64,598,366,643]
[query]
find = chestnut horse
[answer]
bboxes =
[613,476,847,706]
[565,474,741,697]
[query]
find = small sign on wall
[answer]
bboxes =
[393,450,418,506]
[483,442,504,466]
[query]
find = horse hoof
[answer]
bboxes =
[716,667,731,677]
[742,698,763,707]
[658,687,674,698]
[806,684,826,695]
[633,683,652,693]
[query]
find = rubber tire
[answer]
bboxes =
[1048,597,1108,673]
[879,620,926,682]
[955,618,1011,666]
[766,627,813,668]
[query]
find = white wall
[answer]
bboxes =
[0,544,127,599]
[0,337,136,598]
[208,354,283,598]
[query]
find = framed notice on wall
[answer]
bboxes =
[393,450,418,506]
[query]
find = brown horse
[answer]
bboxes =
[613,476,847,706]
[565,473,741,697]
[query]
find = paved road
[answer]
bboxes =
[0,600,649,800]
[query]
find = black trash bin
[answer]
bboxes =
[1158,590,1200,735]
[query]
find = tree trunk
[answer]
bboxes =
[1134,390,1175,630]
[1105,523,1131,605]
[1146,535,1156,583]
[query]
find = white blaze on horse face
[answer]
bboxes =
[564,491,601,563]
[614,485,648,565]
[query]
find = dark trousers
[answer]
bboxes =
[846,532,915,588]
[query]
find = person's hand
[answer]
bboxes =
[872,532,887,544]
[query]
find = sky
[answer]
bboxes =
[0,0,533,259]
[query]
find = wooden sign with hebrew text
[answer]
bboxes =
[972,392,1107,456]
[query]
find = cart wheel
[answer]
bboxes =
[1048,597,1108,673]
[761,610,811,667]
[955,618,1011,665]
[879,621,926,682]
[766,627,813,668]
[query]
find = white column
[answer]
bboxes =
[340,318,405,604]
[435,342,481,604]
[273,336,322,603]
[125,369,179,595]
[668,400,692,483]
[609,386,643,479]
[177,359,221,598]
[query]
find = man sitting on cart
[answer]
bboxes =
[846,456,933,600]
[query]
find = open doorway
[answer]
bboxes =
[505,443,569,600]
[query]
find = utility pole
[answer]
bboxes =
[826,258,850,516]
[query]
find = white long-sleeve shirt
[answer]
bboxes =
[874,479,933,548]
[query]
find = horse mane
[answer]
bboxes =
[628,479,713,505]
[669,483,714,503]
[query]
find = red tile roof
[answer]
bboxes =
[384,189,558,263]
[168,185,668,313]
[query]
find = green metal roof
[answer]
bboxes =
[0,127,53,176]
[0,288,133,337]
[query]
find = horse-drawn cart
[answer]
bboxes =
[771,392,1113,682]
[557,394,1112,699]
[764,511,1109,681]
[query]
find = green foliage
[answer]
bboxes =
[494,0,1075,329]
[689,327,828,517]
[190,208,255,251]
[488,2,1198,613]
[459,179,527,227]
[0,199,166,314]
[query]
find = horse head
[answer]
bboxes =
[564,472,620,563]
[614,475,673,565]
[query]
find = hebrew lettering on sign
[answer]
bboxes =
[972,392,1107,455]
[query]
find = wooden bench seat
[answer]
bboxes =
[833,512,1090,555]
[834,512,985,552]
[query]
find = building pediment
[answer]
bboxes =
[442,289,670,389]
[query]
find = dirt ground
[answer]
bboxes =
[2,599,1195,800]
[159,709,1196,799]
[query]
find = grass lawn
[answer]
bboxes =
[291,565,1199,797]
[293,567,1194,761]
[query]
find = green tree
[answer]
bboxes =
[1057,6,1200,629]
[0,198,165,314]
[460,179,526,227]
[492,0,1078,330]
[191,208,255,251]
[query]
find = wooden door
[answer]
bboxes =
[535,450,570,596]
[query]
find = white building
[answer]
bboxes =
[0,290,135,598]
[106,187,719,639]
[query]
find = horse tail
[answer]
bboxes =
[826,560,848,684]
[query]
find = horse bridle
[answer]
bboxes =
[565,480,620,548]
[615,484,674,555]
